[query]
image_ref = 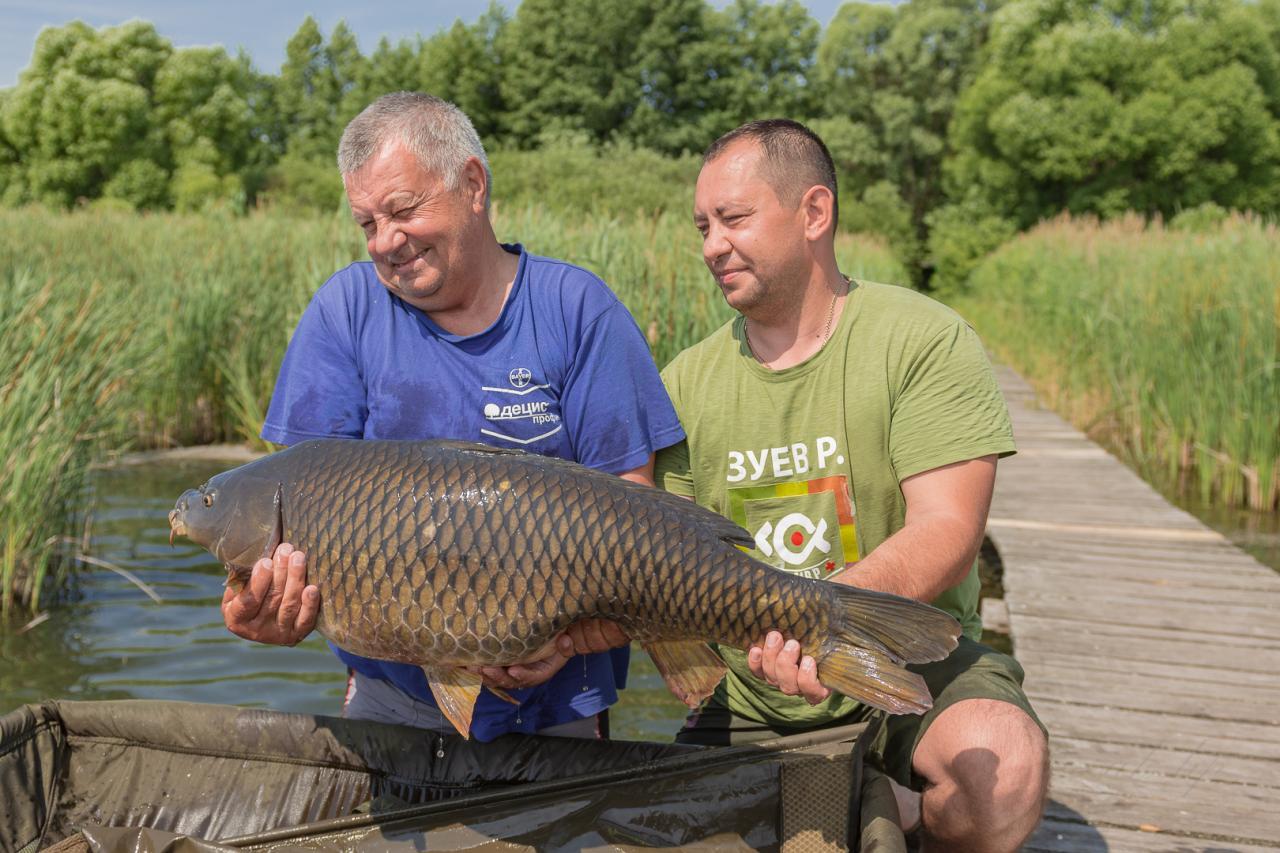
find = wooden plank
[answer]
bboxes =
[1024,666,1280,717]
[1010,568,1274,598]
[1016,649,1280,691]
[1010,624,1280,674]
[1024,675,1280,725]
[1026,815,1280,853]
[1010,613,1280,653]
[995,537,1267,562]
[1031,699,1280,760]
[1042,777,1280,846]
[988,517,1220,541]
[1047,736,1280,788]
[1009,600,1280,640]
[993,536,1275,571]
[1011,576,1272,608]
[989,365,1280,849]
[992,539,1277,572]
[1024,814,1280,845]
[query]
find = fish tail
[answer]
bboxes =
[815,584,962,715]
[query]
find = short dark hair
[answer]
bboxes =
[704,119,839,229]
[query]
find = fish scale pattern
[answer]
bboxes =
[250,439,829,668]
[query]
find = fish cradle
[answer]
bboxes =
[169,438,961,737]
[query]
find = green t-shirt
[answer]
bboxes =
[655,280,1015,727]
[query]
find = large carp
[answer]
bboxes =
[169,439,960,737]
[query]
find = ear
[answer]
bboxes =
[800,185,836,243]
[460,156,489,214]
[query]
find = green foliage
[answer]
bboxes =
[261,150,346,212]
[925,195,1017,293]
[947,0,1280,231]
[953,214,1280,510]
[5,0,1280,291]
[1169,201,1230,232]
[102,159,170,209]
[490,137,700,218]
[0,268,137,614]
[417,5,509,138]
[814,0,1001,283]
[0,21,274,210]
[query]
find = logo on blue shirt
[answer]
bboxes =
[480,368,563,446]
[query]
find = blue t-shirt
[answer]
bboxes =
[262,244,685,741]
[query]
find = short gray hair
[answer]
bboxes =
[337,92,491,201]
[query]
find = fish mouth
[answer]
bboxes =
[168,508,186,546]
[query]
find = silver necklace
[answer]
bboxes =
[744,275,849,365]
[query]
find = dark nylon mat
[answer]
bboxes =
[1,699,898,852]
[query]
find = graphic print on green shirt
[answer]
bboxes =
[656,280,1016,728]
[728,474,859,578]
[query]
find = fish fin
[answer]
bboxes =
[223,563,254,594]
[259,483,284,562]
[424,667,482,739]
[817,642,936,715]
[486,685,522,705]
[827,584,961,666]
[429,440,525,457]
[815,584,962,716]
[642,640,727,709]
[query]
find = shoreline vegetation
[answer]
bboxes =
[0,203,905,614]
[954,213,1279,514]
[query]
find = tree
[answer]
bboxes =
[418,4,508,139]
[945,0,1280,228]
[153,47,261,209]
[813,0,1001,282]
[499,0,660,145]
[1,21,172,207]
[700,0,820,128]
[266,17,368,209]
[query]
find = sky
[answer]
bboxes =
[0,0,854,89]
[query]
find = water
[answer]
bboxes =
[1168,492,1280,575]
[0,458,690,741]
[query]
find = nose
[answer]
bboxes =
[702,222,732,266]
[370,221,407,260]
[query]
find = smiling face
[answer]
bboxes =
[344,140,487,312]
[693,139,811,316]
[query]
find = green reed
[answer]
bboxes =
[954,214,1280,510]
[0,203,904,611]
[0,269,136,614]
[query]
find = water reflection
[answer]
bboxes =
[0,458,690,741]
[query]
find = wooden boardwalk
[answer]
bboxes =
[987,366,1280,852]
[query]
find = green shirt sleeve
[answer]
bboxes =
[654,360,696,497]
[889,320,1016,481]
[655,439,695,497]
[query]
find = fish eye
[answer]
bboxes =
[202,493,214,508]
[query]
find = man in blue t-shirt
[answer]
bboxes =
[220,92,683,741]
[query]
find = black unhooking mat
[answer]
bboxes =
[0,699,904,852]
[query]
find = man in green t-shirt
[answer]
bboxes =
[655,120,1049,851]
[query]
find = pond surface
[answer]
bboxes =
[0,458,690,742]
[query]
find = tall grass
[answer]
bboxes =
[0,205,904,611]
[0,270,137,614]
[954,213,1280,510]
